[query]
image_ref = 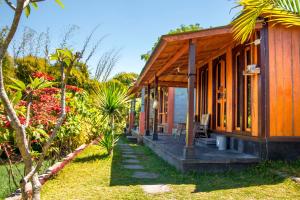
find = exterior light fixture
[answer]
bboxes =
[254,39,261,46]
[153,100,158,109]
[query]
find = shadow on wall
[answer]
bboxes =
[109,138,286,193]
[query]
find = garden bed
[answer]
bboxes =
[5,143,89,200]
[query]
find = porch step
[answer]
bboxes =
[195,138,216,146]
[127,136,138,143]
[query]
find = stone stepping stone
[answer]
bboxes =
[120,146,131,149]
[132,172,159,179]
[122,150,135,153]
[121,149,133,152]
[123,164,144,170]
[122,152,136,155]
[141,184,171,194]
[119,144,130,147]
[123,159,140,164]
[123,155,137,159]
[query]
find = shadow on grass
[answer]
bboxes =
[109,137,286,193]
[74,153,110,163]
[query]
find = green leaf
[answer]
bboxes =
[12,91,22,105]
[31,2,38,9]
[38,82,58,90]
[35,128,49,139]
[55,0,65,8]
[24,5,31,17]
[9,78,26,91]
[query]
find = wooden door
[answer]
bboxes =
[215,60,227,130]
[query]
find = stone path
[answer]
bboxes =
[141,184,171,194]
[119,142,171,194]
[123,159,140,164]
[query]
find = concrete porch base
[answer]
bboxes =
[143,135,260,173]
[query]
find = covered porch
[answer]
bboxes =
[143,135,259,172]
[129,23,264,170]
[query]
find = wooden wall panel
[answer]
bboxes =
[252,41,259,137]
[226,47,233,132]
[268,24,300,137]
[208,59,213,129]
[196,68,200,121]
[292,28,300,136]
[282,28,293,136]
[268,25,278,136]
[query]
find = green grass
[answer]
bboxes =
[0,163,24,200]
[41,137,300,200]
[0,160,54,200]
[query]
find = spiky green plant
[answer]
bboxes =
[96,81,129,154]
[98,128,119,155]
[232,0,300,43]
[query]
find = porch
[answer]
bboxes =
[143,134,259,173]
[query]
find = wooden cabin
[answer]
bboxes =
[130,22,300,160]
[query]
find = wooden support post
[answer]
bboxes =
[145,84,150,136]
[226,46,233,132]
[153,76,159,140]
[208,59,213,129]
[184,40,196,158]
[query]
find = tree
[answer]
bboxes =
[111,72,138,88]
[231,0,300,43]
[0,1,64,199]
[141,24,202,61]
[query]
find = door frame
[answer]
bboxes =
[213,54,227,131]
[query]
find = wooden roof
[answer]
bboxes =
[129,23,262,94]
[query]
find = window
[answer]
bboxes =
[235,53,241,130]
[234,47,252,133]
[245,48,252,130]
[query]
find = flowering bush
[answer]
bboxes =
[66,85,82,93]
[32,72,55,81]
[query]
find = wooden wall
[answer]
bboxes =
[268,24,300,137]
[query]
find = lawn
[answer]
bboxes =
[0,160,54,200]
[40,137,300,200]
[0,163,24,200]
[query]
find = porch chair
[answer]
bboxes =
[172,122,186,140]
[158,122,168,134]
[194,114,210,138]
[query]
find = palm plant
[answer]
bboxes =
[96,81,130,154]
[232,0,300,43]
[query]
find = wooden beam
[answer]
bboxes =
[157,43,189,77]
[145,84,150,136]
[157,81,188,88]
[137,39,167,85]
[164,26,232,42]
[163,23,262,43]
[153,76,159,140]
[186,39,196,150]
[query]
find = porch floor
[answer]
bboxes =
[143,135,260,173]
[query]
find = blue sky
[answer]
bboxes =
[1,0,237,77]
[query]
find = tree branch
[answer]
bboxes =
[22,53,81,184]
[25,100,32,128]
[4,0,16,10]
